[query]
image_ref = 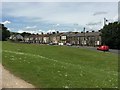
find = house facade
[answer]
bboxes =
[59,31,101,46]
[11,30,101,46]
[49,32,62,44]
[43,34,50,44]
[9,34,23,41]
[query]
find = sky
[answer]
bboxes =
[1,2,118,34]
[1,0,119,2]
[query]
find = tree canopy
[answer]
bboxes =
[20,32,31,37]
[101,22,120,49]
[1,24,10,41]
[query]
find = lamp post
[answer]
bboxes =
[102,18,108,45]
[83,27,85,46]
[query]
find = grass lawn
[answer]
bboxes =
[2,41,118,88]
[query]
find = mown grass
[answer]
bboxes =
[2,41,118,88]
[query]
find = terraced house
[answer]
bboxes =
[59,31,101,46]
[49,32,63,44]
[10,30,101,46]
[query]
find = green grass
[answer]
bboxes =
[2,41,118,88]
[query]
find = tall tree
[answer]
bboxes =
[1,24,10,41]
[101,22,120,49]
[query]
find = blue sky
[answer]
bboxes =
[1,2,118,34]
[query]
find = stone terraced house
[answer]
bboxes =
[59,31,101,46]
[11,30,101,46]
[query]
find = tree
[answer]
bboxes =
[101,22,120,49]
[1,24,10,41]
[20,32,31,37]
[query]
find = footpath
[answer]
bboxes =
[0,64,35,88]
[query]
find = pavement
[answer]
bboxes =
[0,64,35,88]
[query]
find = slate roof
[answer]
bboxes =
[60,31,100,37]
[23,31,101,38]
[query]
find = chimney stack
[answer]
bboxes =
[56,31,59,33]
[41,32,43,35]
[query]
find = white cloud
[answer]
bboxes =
[56,24,60,26]
[17,25,47,34]
[1,20,11,25]
[3,2,118,31]
[85,23,103,31]
[18,26,46,34]
[38,30,42,32]
[103,15,118,24]
[73,28,80,32]
[18,29,42,34]
[3,2,117,26]
[112,15,118,21]
[86,21,102,26]
[47,29,56,33]
[25,26,37,29]
[7,28,11,31]
[60,30,68,32]
[18,30,31,33]
[17,30,24,33]
[93,11,108,16]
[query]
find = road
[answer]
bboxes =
[71,46,119,54]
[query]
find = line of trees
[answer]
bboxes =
[101,22,120,49]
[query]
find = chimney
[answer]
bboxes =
[98,30,101,32]
[52,32,55,34]
[56,31,59,33]
[75,32,78,34]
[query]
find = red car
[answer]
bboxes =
[97,45,109,51]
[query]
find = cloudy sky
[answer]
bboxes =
[1,2,118,34]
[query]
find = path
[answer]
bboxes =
[0,64,35,88]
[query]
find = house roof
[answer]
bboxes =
[23,31,101,38]
[49,33,63,37]
[85,32,101,36]
[42,34,50,37]
[60,31,100,37]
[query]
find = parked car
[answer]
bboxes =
[49,43,56,45]
[49,43,53,45]
[58,43,64,46]
[66,43,72,46]
[97,45,109,51]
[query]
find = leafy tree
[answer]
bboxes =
[1,24,10,41]
[101,22,120,49]
[20,32,31,37]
